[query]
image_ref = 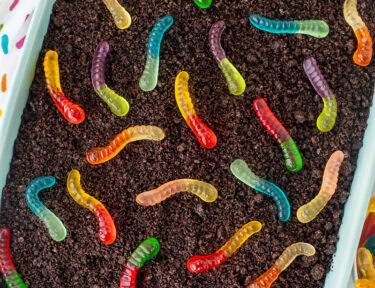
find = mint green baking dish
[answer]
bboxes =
[0,0,374,287]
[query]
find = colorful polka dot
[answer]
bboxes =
[9,0,20,11]
[16,35,25,49]
[1,74,7,92]
[1,34,9,55]
[0,24,3,33]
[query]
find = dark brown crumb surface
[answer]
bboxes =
[1,0,375,287]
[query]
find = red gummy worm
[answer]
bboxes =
[93,206,116,245]
[359,213,375,247]
[186,114,217,149]
[0,228,15,276]
[187,250,227,273]
[120,263,139,288]
[253,98,290,143]
[50,89,86,124]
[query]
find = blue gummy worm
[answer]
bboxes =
[147,15,174,58]
[25,176,67,241]
[254,179,291,222]
[249,14,299,34]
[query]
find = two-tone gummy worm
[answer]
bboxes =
[355,279,375,288]
[187,221,262,273]
[343,0,373,66]
[247,243,316,288]
[175,71,217,148]
[103,0,131,29]
[120,238,160,288]
[230,159,290,222]
[357,247,375,281]
[297,151,344,223]
[139,16,173,92]
[249,14,329,38]
[136,179,218,206]
[209,20,246,96]
[91,41,130,117]
[67,170,116,245]
[86,126,165,164]
[359,213,375,247]
[25,176,67,242]
[194,0,212,9]
[253,98,303,172]
[303,57,337,132]
[43,50,85,124]
[0,228,27,288]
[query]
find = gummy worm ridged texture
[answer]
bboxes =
[297,151,344,223]
[357,248,375,280]
[175,71,217,148]
[355,279,375,288]
[194,0,212,8]
[67,170,116,245]
[209,20,246,96]
[103,0,131,29]
[249,14,329,38]
[247,243,315,288]
[43,50,85,124]
[91,41,130,117]
[230,159,290,222]
[343,0,373,66]
[303,57,337,132]
[253,98,303,172]
[139,16,173,92]
[187,221,262,273]
[86,125,165,164]
[120,238,160,288]
[25,176,67,242]
[0,228,27,288]
[136,179,218,205]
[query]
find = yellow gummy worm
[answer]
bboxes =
[355,279,375,288]
[275,243,316,271]
[297,151,344,223]
[103,0,131,29]
[220,221,262,257]
[175,71,195,119]
[86,126,165,165]
[357,248,375,280]
[367,197,375,216]
[136,179,218,206]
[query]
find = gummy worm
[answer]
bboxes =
[103,0,131,29]
[175,71,217,148]
[25,176,67,242]
[303,57,337,132]
[86,125,165,164]
[230,159,290,222]
[67,169,116,245]
[194,0,212,9]
[364,234,375,255]
[187,221,262,273]
[249,14,329,38]
[297,151,344,223]
[136,179,218,206]
[253,98,303,172]
[91,41,130,117]
[43,50,85,124]
[357,248,375,280]
[355,279,375,288]
[139,16,173,92]
[0,228,27,288]
[120,237,160,288]
[343,0,373,66]
[247,243,316,288]
[209,20,246,96]
[359,213,375,247]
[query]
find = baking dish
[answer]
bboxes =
[0,0,374,287]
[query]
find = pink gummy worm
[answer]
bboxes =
[0,228,15,276]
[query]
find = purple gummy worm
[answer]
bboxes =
[209,20,227,64]
[303,57,333,98]
[91,41,110,90]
